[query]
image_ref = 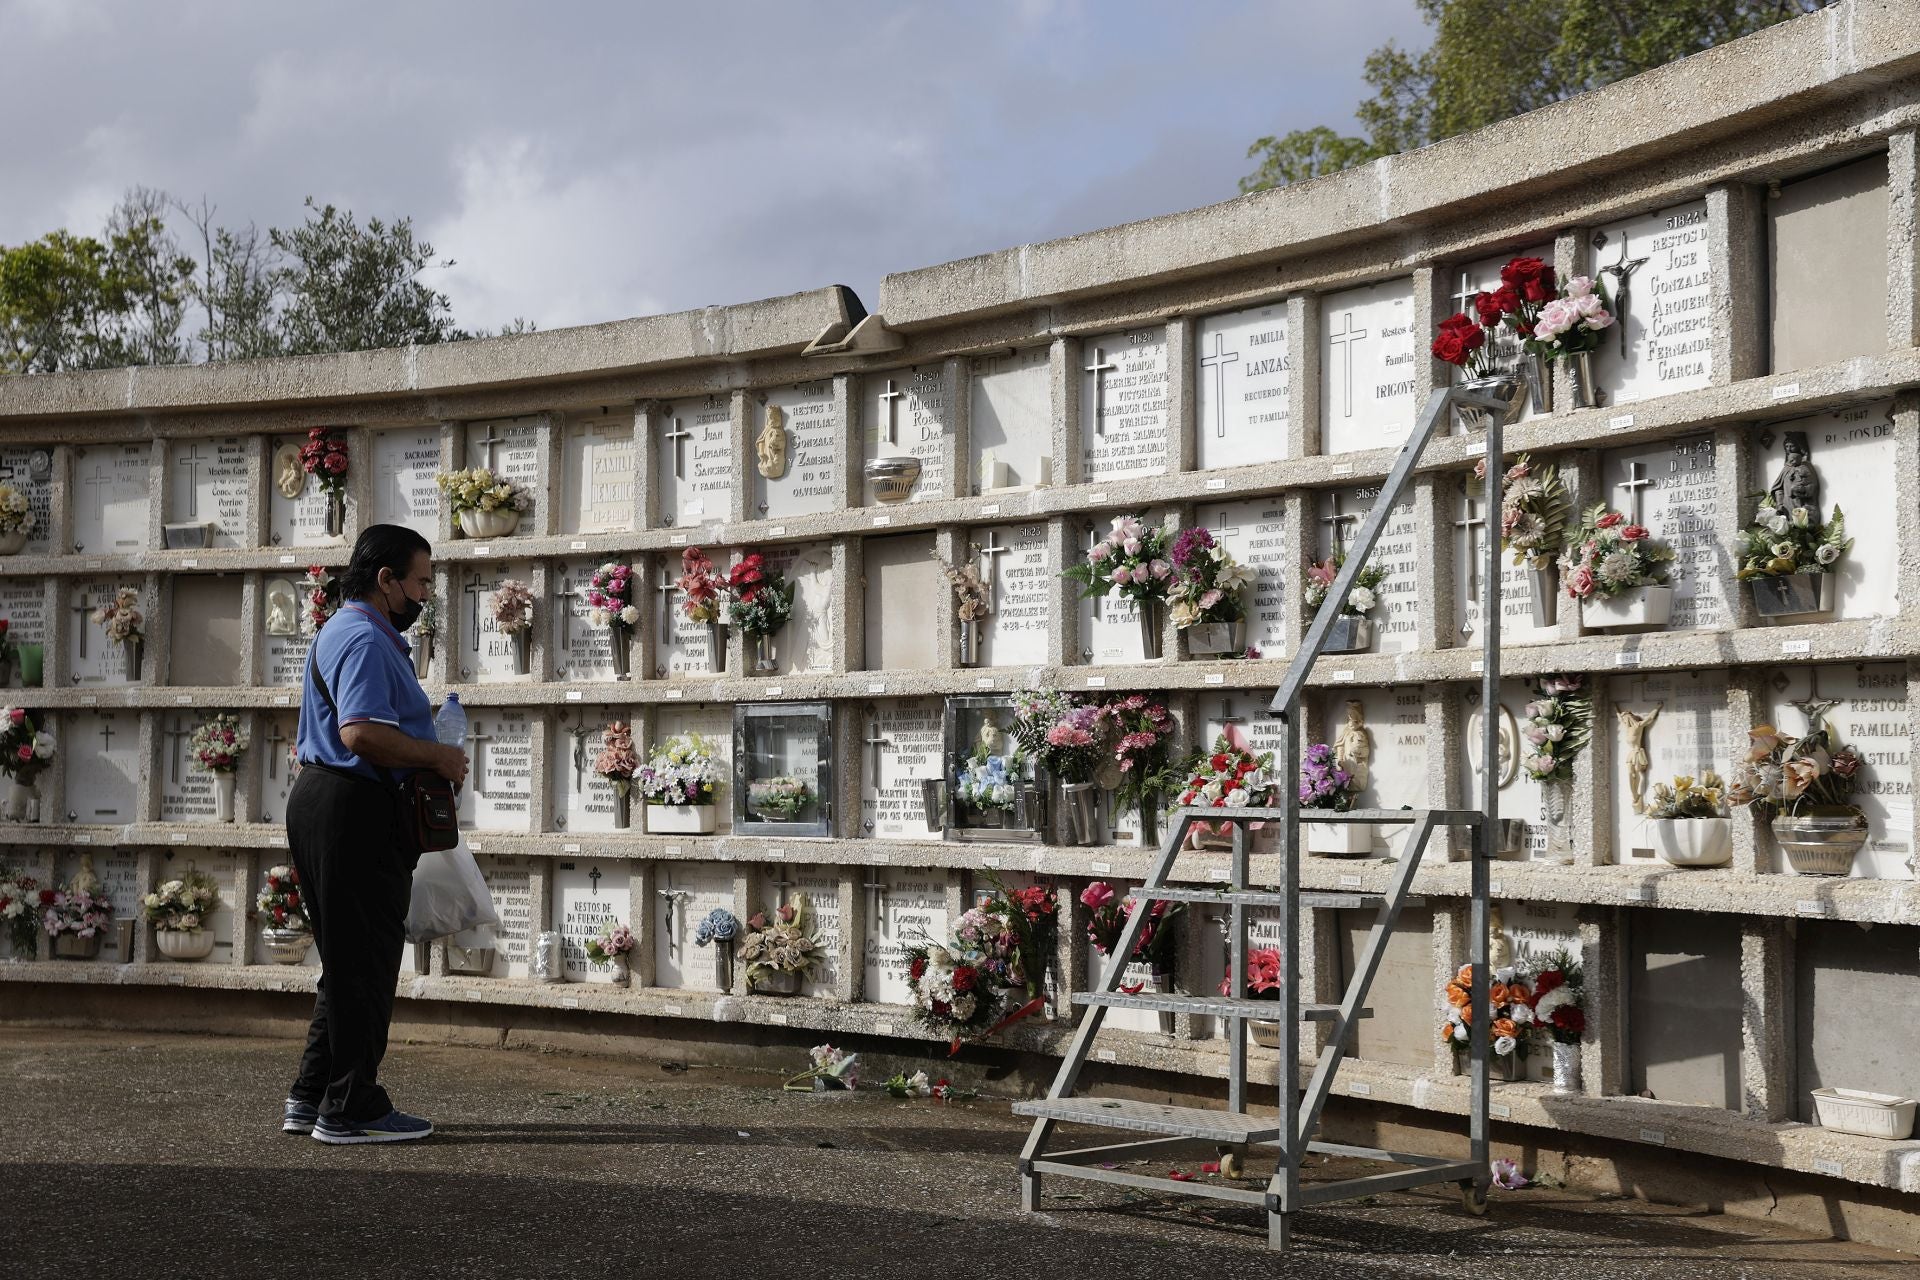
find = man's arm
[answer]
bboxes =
[340,722,469,785]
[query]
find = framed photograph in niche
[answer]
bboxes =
[732,702,832,838]
[940,695,1047,844]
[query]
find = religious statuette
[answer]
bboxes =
[756,404,789,480]
[1768,431,1818,515]
[1334,699,1372,792]
[1467,702,1520,790]
[1618,703,1661,813]
[1488,904,1513,969]
[264,579,299,636]
[273,443,308,499]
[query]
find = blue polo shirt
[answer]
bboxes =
[296,601,436,781]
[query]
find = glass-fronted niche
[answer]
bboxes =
[733,702,833,837]
[938,695,1047,844]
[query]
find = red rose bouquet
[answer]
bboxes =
[297,426,350,498]
[1081,880,1181,970]
[256,863,310,933]
[724,552,793,637]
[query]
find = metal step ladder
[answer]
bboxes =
[1014,384,1513,1251]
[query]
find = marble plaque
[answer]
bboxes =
[556,861,631,983]
[458,562,537,683]
[764,865,841,998]
[1196,301,1289,471]
[1770,155,1890,373]
[465,417,542,494]
[1610,670,1729,862]
[262,625,313,689]
[167,437,248,548]
[464,709,533,832]
[1203,497,1288,658]
[267,434,336,547]
[1601,436,1723,631]
[477,855,535,978]
[71,443,150,554]
[1772,663,1912,879]
[158,711,218,823]
[1080,327,1169,483]
[1442,247,1552,431]
[256,712,299,825]
[67,579,140,685]
[1457,681,1548,861]
[0,445,55,553]
[370,427,442,537]
[1320,279,1418,456]
[654,549,732,678]
[1333,906,1436,1067]
[75,851,142,963]
[0,576,49,660]
[763,542,834,675]
[858,697,944,840]
[1450,476,1559,647]
[1076,519,1162,665]
[548,557,617,681]
[169,575,245,687]
[1315,486,1418,655]
[560,416,636,534]
[972,522,1049,668]
[864,365,948,504]
[1592,200,1713,402]
[657,705,733,834]
[863,533,942,672]
[969,348,1052,492]
[1322,687,1427,858]
[658,395,733,527]
[863,868,948,1005]
[757,383,838,519]
[655,862,736,990]
[1752,404,1897,621]
[551,708,621,834]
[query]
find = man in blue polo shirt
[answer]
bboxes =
[285,524,468,1145]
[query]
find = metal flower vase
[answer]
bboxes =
[123,637,143,681]
[1455,371,1528,431]
[1137,598,1166,660]
[958,617,981,667]
[325,490,347,538]
[1527,563,1559,628]
[510,629,531,675]
[609,619,633,680]
[612,785,632,830]
[920,779,947,833]
[707,621,729,673]
[752,631,778,673]
[1184,619,1245,658]
[1749,573,1834,620]
[1060,781,1099,845]
[1526,354,1553,414]
[1772,808,1869,876]
[1323,614,1373,654]
[412,636,434,680]
[260,928,314,965]
[54,932,101,960]
[1551,1041,1582,1094]
[1567,350,1599,409]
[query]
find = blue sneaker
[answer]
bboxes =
[283,1097,319,1135]
[311,1109,434,1145]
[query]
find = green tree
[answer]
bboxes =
[98,187,197,368]
[1241,0,1835,192]
[0,230,114,373]
[270,198,459,356]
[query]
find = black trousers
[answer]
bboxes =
[286,764,417,1123]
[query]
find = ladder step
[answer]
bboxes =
[1173,805,1483,825]
[1074,992,1371,1022]
[1028,1159,1269,1206]
[1147,886,1422,911]
[1014,1097,1283,1144]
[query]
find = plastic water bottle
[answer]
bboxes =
[434,693,467,748]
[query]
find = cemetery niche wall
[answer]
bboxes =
[4,11,1920,1237]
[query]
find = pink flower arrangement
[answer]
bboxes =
[1063,513,1175,607]
[583,562,639,631]
[676,546,726,624]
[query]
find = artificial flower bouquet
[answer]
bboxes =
[1081,880,1182,977]
[256,864,309,932]
[1062,513,1175,610]
[1519,675,1592,786]
[42,882,112,952]
[1646,771,1732,869]
[676,546,727,623]
[436,467,530,516]
[1303,552,1387,654]
[584,921,636,966]
[1,868,41,954]
[0,483,36,540]
[1167,525,1251,656]
[190,713,245,773]
[906,875,1056,1047]
[1300,740,1372,856]
[882,1070,976,1102]
[1474,453,1570,624]
[1736,495,1851,620]
[1729,720,1869,876]
[583,562,640,631]
[1647,772,1728,820]
[637,733,720,807]
[490,579,534,634]
[1011,690,1107,787]
[938,552,993,623]
[740,895,824,993]
[695,907,739,988]
[92,586,144,644]
[143,869,221,934]
[1529,951,1586,1046]
[1440,962,1535,1078]
[724,553,793,638]
[1096,695,1180,833]
[298,426,350,497]
[785,1043,859,1092]
[1176,736,1278,851]
[746,775,812,822]
[0,707,55,784]
[954,741,1024,815]
[1219,945,1283,999]
[1559,503,1675,629]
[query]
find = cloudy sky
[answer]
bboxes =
[2,0,1425,334]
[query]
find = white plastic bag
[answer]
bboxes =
[405,834,500,943]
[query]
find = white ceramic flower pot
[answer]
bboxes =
[457,506,520,539]
[213,772,236,823]
[1306,821,1373,856]
[1811,1087,1916,1140]
[646,803,717,834]
[0,529,26,555]
[1580,584,1673,630]
[156,929,216,961]
[1651,816,1731,868]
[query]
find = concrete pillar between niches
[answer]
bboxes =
[630,861,657,989]
[434,423,460,545]
[527,560,553,685]
[1739,916,1794,1122]
[833,535,862,675]
[422,564,452,685]
[1051,336,1082,488]
[1887,129,1920,351]
[727,391,753,524]
[1575,674,1613,867]
[729,867,753,997]
[246,435,271,548]
[236,710,264,825]
[148,570,176,687]
[1165,315,1198,476]
[1428,689,1465,862]
[1279,490,1315,659]
[938,357,970,503]
[831,374,860,513]
[229,852,254,965]
[1045,516,1079,667]
[1429,902,1463,1077]
[638,551,665,682]
[829,703,862,840]
[132,849,162,964]
[1552,228,1589,415]
[1288,293,1322,460]
[49,444,74,554]
[345,427,374,544]
[527,714,554,847]
[1415,471,1452,654]
[1715,426,1758,631]
[1057,874,1089,1024]
[527,856,555,973]
[1300,904,1339,1060]
[1892,396,1920,612]
[932,525,963,669]
[45,571,70,694]
[1577,904,1625,1098]
[536,412,565,541]
[1708,182,1769,386]
[1726,669,1771,876]
[236,573,262,689]
[135,709,163,824]
[834,865,860,1003]
[631,401,658,532]
[1413,265,1446,405]
[145,437,168,551]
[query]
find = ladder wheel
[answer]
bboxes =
[1217,1149,1245,1179]
[1458,1182,1489,1216]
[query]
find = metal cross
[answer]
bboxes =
[654,566,678,649]
[661,414,694,481]
[1326,311,1370,420]
[588,866,603,894]
[98,720,116,753]
[174,443,205,516]
[863,714,892,788]
[550,574,579,658]
[863,879,889,938]
[1211,507,1243,539]
[1084,347,1120,436]
[471,422,510,471]
[766,867,799,907]
[1217,697,1248,751]
[658,886,692,958]
[263,720,288,780]
[977,529,1013,608]
[463,719,494,781]
[877,379,905,446]
[1455,493,1490,620]
[1320,490,1361,554]
[1199,332,1241,438]
[1598,234,1651,360]
[70,591,94,660]
[162,718,193,785]
[1617,461,1655,527]
[463,577,492,653]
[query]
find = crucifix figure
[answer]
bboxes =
[877,379,904,447]
[1217,697,1248,751]
[976,529,1012,610]
[1326,311,1369,419]
[263,720,288,780]
[1084,347,1119,437]
[862,715,892,789]
[862,879,888,938]
[1617,703,1661,814]
[162,718,193,786]
[463,577,492,653]
[471,422,510,471]
[1617,461,1655,527]
[661,414,693,483]
[1455,493,1489,634]
[1320,490,1361,555]
[566,720,592,790]
[654,566,679,649]
[1199,332,1240,438]
[1598,234,1650,360]
[174,443,205,517]
[550,575,579,663]
[1789,693,1839,733]
[658,887,693,958]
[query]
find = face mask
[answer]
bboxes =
[384,579,424,631]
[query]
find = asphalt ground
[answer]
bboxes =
[2,1029,1913,1279]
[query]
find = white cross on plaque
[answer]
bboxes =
[162,718,194,785]
[471,423,509,471]
[977,529,1013,609]
[1455,493,1490,617]
[1617,461,1654,526]
[175,443,205,517]
[1326,311,1369,420]
[1199,332,1240,438]
[1084,347,1119,437]
[654,567,678,648]
[878,379,905,447]
[661,415,693,482]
